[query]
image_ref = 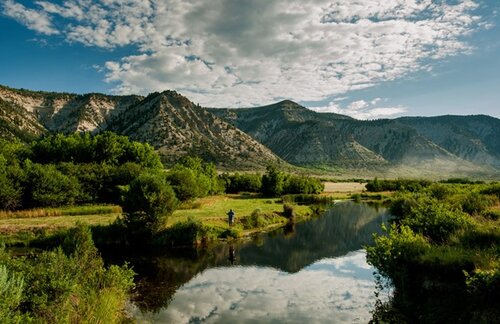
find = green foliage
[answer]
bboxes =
[176,156,224,195]
[368,183,500,321]
[388,193,419,218]
[0,155,22,210]
[281,194,335,205]
[241,209,286,229]
[0,264,25,322]
[167,157,224,201]
[167,167,206,201]
[366,224,430,278]
[480,183,500,199]
[401,197,473,243]
[440,178,484,184]
[427,183,457,200]
[465,268,500,299]
[23,162,81,208]
[456,192,495,215]
[261,165,285,197]
[30,132,162,168]
[123,171,178,232]
[283,174,324,194]
[219,172,262,193]
[0,225,134,323]
[0,132,164,211]
[366,178,431,192]
[157,217,233,246]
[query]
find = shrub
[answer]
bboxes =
[23,162,81,208]
[283,175,324,194]
[480,184,500,199]
[283,204,295,220]
[261,165,285,197]
[157,217,227,246]
[401,199,474,243]
[167,167,206,201]
[366,224,430,278]
[455,192,495,215]
[282,194,335,205]
[0,225,135,323]
[123,171,178,232]
[220,173,262,193]
[366,178,432,192]
[0,264,25,321]
[0,155,22,210]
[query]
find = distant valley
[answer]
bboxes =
[1,85,499,177]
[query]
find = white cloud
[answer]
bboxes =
[311,98,407,119]
[134,250,388,323]
[3,0,488,108]
[3,0,59,35]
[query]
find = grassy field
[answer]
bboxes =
[0,183,374,245]
[169,194,312,227]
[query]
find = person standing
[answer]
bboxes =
[227,209,235,226]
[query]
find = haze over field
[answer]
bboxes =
[1,0,499,119]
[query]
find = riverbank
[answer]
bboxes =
[0,194,324,247]
[0,182,386,247]
[366,182,500,322]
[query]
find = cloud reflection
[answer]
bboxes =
[135,250,384,323]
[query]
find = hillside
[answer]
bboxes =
[0,85,281,169]
[209,101,500,175]
[1,84,498,175]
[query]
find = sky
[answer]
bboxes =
[1,0,499,119]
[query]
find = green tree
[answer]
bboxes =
[261,164,285,197]
[0,154,22,210]
[23,162,81,208]
[122,171,178,232]
[167,167,205,201]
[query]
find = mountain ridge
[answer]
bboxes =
[1,84,498,175]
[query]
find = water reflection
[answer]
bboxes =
[135,251,381,323]
[104,202,390,318]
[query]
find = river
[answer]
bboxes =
[104,202,391,323]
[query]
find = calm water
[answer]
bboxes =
[105,202,391,323]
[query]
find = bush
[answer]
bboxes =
[283,175,324,194]
[282,194,335,205]
[366,224,430,278]
[389,193,419,219]
[0,225,134,322]
[123,171,178,233]
[283,204,295,220]
[23,162,81,208]
[167,167,206,201]
[480,184,500,199]
[459,192,495,215]
[220,173,262,193]
[157,217,229,246]
[0,264,25,321]
[366,178,432,192]
[400,198,474,243]
[0,155,22,210]
[261,165,285,197]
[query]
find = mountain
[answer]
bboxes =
[2,84,498,175]
[397,115,500,169]
[104,91,281,168]
[0,85,281,169]
[209,101,500,175]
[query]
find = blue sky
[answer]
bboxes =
[1,0,499,119]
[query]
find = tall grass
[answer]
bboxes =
[0,205,122,219]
